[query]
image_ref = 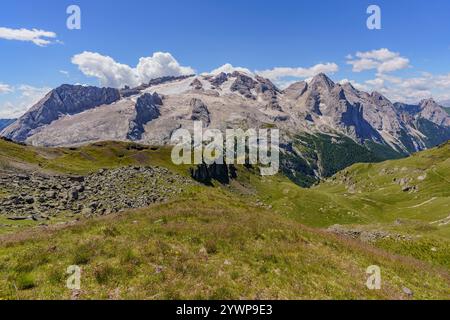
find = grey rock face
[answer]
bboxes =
[0,119,16,132]
[127,93,162,141]
[255,76,280,98]
[230,72,258,99]
[1,84,120,141]
[120,86,142,98]
[393,99,450,149]
[418,99,450,127]
[190,78,203,90]
[209,72,228,87]
[190,98,210,126]
[294,74,450,153]
[395,99,450,127]
[284,81,308,99]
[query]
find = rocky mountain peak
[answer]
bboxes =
[370,91,393,107]
[1,84,120,142]
[309,73,335,91]
[284,81,308,99]
[419,98,438,109]
[340,81,358,93]
[418,98,450,127]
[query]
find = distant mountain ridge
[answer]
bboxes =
[1,72,450,185]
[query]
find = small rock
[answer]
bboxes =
[68,189,79,201]
[24,196,34,204]
[402,286,413,297]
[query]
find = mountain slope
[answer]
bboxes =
[0,119,15,132]
[1,85,120,142]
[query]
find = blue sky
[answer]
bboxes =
[1,0,450,117]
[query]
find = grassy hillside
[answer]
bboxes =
[1,188,449,299]
[0,138,449,299]
[0,138,184,175]
[252,141,450,270]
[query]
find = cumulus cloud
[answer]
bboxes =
[0,85,51,118]
[0,27,57,47]
[72,51,195,88]
[257,63,339,87]
[0,83,13,94]
[347,48,410,73]
[338,79,369,92]
[208,63,254,76]
[360,72,450,103]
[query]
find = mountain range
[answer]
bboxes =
[2,72,450,185]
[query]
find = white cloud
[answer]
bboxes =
[136,52,196,81]
[257,63,339,83]
[338,79,369,92]
[0,27,57,47]
[377,57,410,73]
[208,63,254,76]
[347,48,410,73]
[361,72,450,103]
[355,48,398,61]
[255,63,339,88]
[72,51,195,88]
[59,70,69,76]
[0,83,13,94]
[0,85,51,118]
[434,73,450,88]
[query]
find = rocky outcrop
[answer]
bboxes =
[127,93,162,141]
[190,163,237,185]
[0,166,193,219]
[327,224,413,242]
[1,85,120,142]
[209,72,228,87]
[230,72,258,99]
[190,78,203,90]
[190,98,210,126]
[120,86,142,98]
[255,76,280,99]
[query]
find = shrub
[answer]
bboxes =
[16,273,36,290]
